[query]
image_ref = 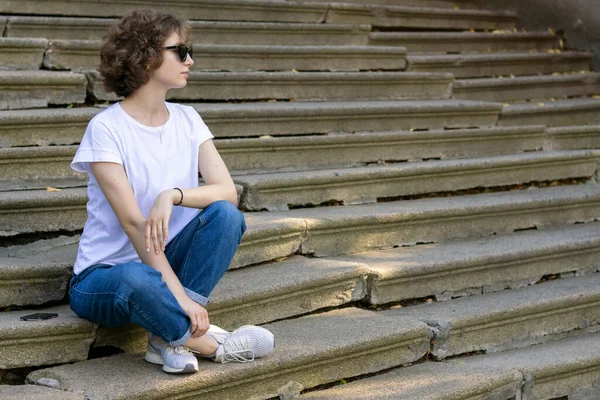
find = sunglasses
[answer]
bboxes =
[164,45,193,62]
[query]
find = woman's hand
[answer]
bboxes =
[146,189,177,254]
[179,296,210,338]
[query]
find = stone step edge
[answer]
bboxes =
[4,219,600,322]
[388,273,600,358]
[454,72,600,89]
[235,150,600,210]
[3,231,600,370]
[299,332,600,400]
[24,308,431,400]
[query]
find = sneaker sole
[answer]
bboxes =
[145,351,198,374]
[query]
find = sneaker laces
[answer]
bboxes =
[172,346,190,355]
[221,336,255,363]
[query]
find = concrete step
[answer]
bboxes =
[6,16,372,46]
[301,333,600,400]
[45,40,407,72]
[369,31,557,53]
[546,125,600,150]
[0,70,87,110]
[235,150,600,211]
[88,71,454,102]
[386,273,600,358]
[0,107,99,148]
[219,126,546,173]
[0,37,47,70]
[407,51,593,79]
[0,100,500,148]
[0,126,546,183]
[188,100,501,138]
[0,256,375,368]
[325,4,516,30]
[7,182,600,270]
[332,221,600,304]
[24,307,431,399]
[299,0,482,8]
[255,184,600,261]
[0,0,330,23]
[1,1,515,29]
[499,97,600,127]
[454,72,600,102]
[1,385,84,400]
[0,144,85,190]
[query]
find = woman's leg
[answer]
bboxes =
[164,200,246,355]
[69,262,192,346]
[165,200,246,301]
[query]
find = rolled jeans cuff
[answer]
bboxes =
[184,287,210,306]
[170,289,209,346]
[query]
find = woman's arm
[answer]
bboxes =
[90,161,209,337]
[172,139,238,209]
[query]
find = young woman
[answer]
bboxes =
[68,8,274,374]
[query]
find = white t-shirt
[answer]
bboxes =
[71,101,214,275]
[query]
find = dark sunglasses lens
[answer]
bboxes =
[178,46,192,62]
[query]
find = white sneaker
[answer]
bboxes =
[145,333,199,374]
[199,324,275,363]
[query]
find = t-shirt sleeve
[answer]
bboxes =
[182,105,215,146]
[71,119,122,173]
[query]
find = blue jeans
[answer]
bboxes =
[69,200,246,346]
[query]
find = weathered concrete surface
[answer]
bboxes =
[220,126,545,174]
[189,21,371,46]
[89,71,452,102]
[458,332,600,400]
[0,236,78,307]
[0,0,329,23]
[369,31,557,53]
[0,385,85,400]
[0,256,71,307]
[326,4,516,30]
[0,37,47,70]
[408,51,592,79]
[546,125,600,150]
[454,72,600,102]
[388,274,600,358]
[0,107,99,148]
[285,184,600,257]
[231,213,305,268]
[0,305,95,369]
[207,256,370,329]
[6,16,116,40]
[0,70,87,109]
[47,41,408,72]
[44,40,101,71]
[0,188,88,236]
[485,0,600,70]
[6,16,371,45]
[499,98,600,127]
[0,126,544,181]
[236,150,600,210]
[331,221,600,303]
[27,308,431,400]
[182,71,450,100]
[300,0,481,8]
[96,256,371,352]
[300,361,521,400]
[0,145,82,183]
[191,100,502,137]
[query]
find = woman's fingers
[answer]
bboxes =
[145,222,152,253]
[162,220,168,251]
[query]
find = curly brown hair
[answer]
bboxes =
[99,9,191,98]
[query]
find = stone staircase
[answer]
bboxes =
[1,0,600,398]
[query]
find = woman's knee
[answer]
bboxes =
[116,262,163,295]
[203,200,246,233]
